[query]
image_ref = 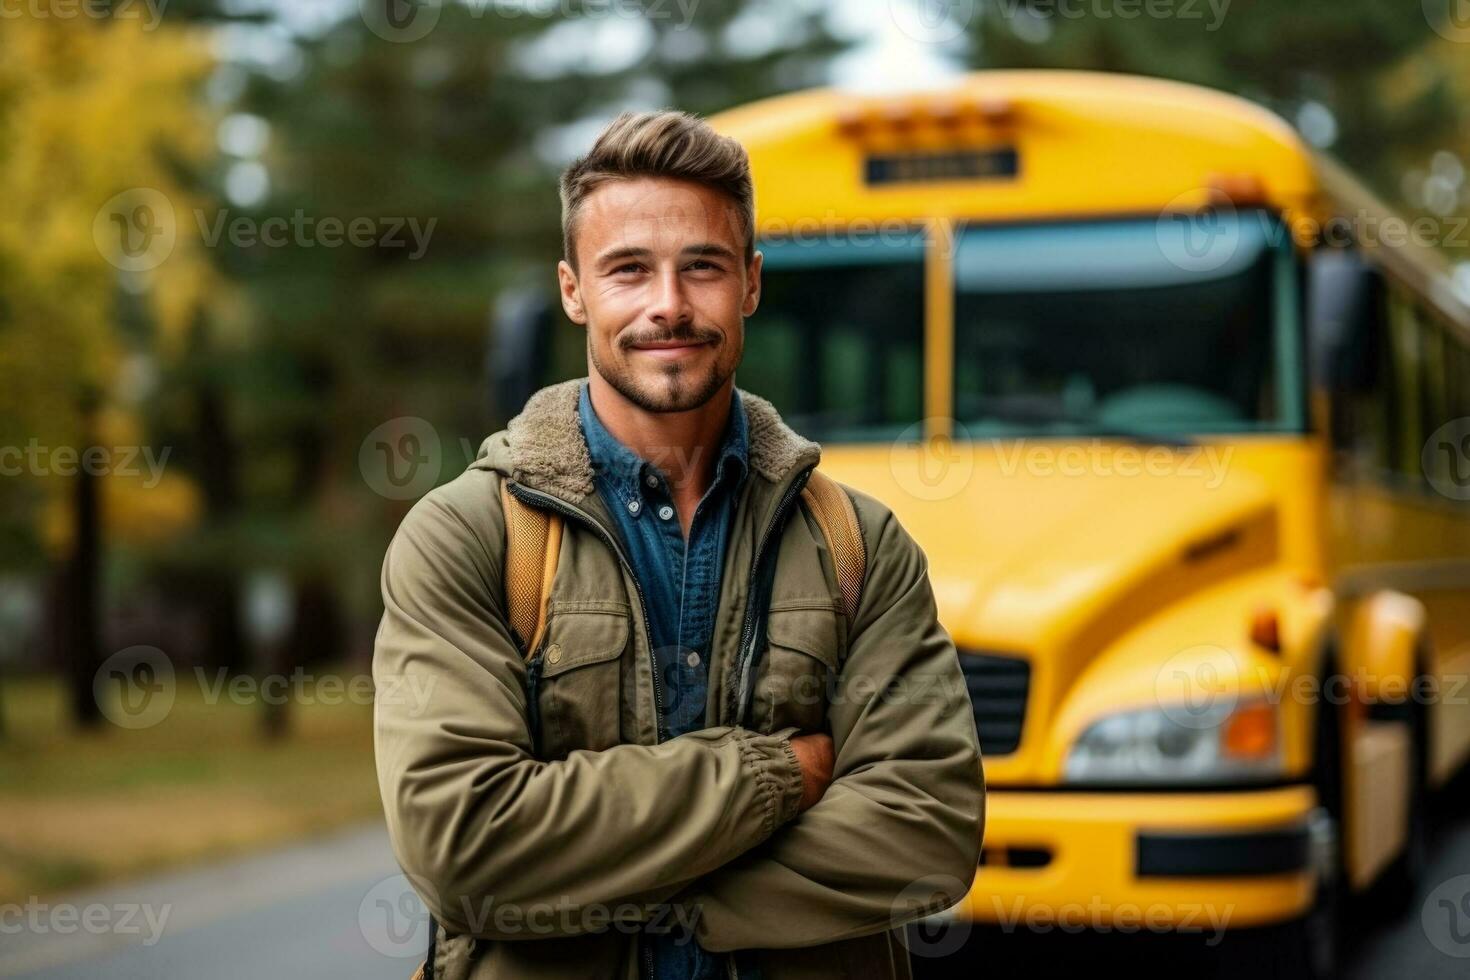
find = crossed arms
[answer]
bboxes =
[372,471,985,948]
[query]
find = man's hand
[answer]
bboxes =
[788,732,834,813]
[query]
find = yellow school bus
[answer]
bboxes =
[710,70,1470,975]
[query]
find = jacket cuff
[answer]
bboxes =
[738,726,806,836]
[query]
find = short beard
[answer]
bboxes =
[589,325,733,413]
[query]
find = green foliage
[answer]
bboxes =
[970,0,1459,198]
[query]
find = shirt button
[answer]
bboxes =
[546,643,562,665]
[644,473,659,488]
[657,505,675,521]
[686,651,700,667]
[627,499,641,515]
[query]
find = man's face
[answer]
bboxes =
[557,176,761,413]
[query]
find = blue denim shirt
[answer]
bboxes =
[577,381,758,980]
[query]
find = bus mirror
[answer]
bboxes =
[486,287,553,429]
[1307,249,1384,393]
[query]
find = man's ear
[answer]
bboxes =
[741,249,762,317]
[557,259,587,325]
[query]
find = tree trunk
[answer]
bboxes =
[64,442,103,729]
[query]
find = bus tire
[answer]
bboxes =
[1370,648,1431,916]
[1280,658,1348,979]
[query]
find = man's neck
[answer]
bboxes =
[585,372,732,507]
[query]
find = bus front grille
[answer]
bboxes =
[958,651,1030,756]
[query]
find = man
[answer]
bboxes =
[373,109,985,980]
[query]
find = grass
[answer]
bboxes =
[0,670,384,904]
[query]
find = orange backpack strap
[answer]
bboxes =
[499,481,562,658]
[500,472,858,649]
[799,470,867,622]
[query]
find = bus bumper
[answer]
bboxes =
[950,785,1320,931]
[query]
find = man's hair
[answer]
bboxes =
[558,109,754,270]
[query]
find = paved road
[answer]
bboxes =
[0,826,419,980]
[5,778,1470,979]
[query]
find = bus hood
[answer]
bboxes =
[816,437,1319,781]
[818,437,1293,653]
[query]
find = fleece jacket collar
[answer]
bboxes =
[472,377,821,506]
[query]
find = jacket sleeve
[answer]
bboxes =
[668,500,986,951]
[372,475,807,939]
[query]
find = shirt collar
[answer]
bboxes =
[578,381,749,507]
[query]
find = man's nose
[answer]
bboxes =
[645,266,692,327]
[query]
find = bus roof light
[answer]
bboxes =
[835,95,1020,140]
[976,96,1016,126]
[1208,173,1269,207]
[1249,605,1281,653]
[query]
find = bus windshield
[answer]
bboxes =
[953,211,1305,438]
[739,231,925,442]
[742,210,1305,443]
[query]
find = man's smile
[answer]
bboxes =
[631,341,709,360]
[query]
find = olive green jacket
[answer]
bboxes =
[372,378,985,980]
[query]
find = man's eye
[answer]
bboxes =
[612,263,643,274]
[686,260,719,271]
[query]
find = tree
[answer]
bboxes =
[967,0,1458,205]
[0,12,216,725]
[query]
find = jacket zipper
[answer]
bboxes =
[524,651,544,756]
[505,482,667,742]
[731,464,815,728]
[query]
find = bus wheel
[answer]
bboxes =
[1280,677,1347,979]
[1282,805,1344,978]
[1371,658,1431,915]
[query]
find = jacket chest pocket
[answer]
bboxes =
[533,601,630,759]
[751,604,842,736]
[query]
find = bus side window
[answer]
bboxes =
[1329,272,1396,479]
[1386,288,1426,488]
[1420,312,1450,492]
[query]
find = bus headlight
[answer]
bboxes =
[1063,698,1282,785]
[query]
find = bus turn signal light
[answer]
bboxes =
[1250,605,1281,652]
[1222,701,1277,761]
